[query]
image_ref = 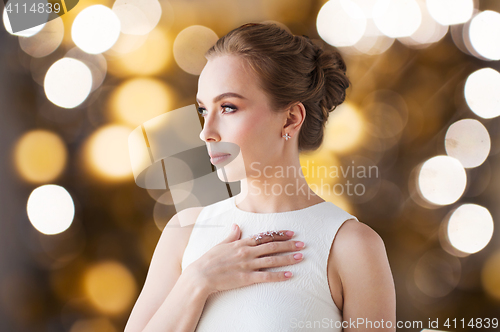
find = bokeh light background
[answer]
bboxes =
[1,0,500,331]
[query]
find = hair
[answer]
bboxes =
[204,22,351,153]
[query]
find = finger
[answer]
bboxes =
[219,223,241,244]
[250,271,293,284]
[253,252,303,269]
[243,230,294,246]
[252,240,304,257]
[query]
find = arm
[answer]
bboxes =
[330,220,396,332]
[124,207,207,332]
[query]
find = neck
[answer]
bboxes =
[235,157,324,213]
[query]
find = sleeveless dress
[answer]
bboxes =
[181,195,360,332]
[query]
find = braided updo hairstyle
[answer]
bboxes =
[204,22,351,152]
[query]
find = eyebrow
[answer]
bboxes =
[196,92,247,105]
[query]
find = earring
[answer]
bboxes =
[282,133,291,140]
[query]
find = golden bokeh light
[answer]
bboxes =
[83,261,137,315]
[426,0,473,25]
[373,0,422,38]
[109,77,174,127]
[323,102,364,153]
[464,67,500,119]
[445,119,490,168]
[44,58,93,109]
[70,317,117,332]
[112,0,162,36]
[107,26,171,77]
[173,25,219,75]
[299,147,341,188]
[317,0,366,47]
[417,155,467,206]
[468,10,500,61]
[26,184,75,235]
[71,5,121,54]
[481,250,500,301]
[447,203,493,254]
[14,130,67,183]
[83,124,133,181]
[18,16,64,58]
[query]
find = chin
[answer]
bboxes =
[215,152,247,182]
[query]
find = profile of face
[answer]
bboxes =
[197,55,289,184]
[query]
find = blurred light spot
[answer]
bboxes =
[399,0,448,48]
[469,10,500,61]
[44,58,92,109]
[112,0,161,35]
[109,78,173,126]
[323,102,364,153]
[373,0,421,38]
[481,250,500,301]
[464,67,500,119]
[83,261,136,315]
[84,125,133,180]
[173,25,219,75]
[417,155,466,205]
[107,27,170,76]
[445,119,490,168]
[65,47,107,92]
[107,32,148,55]
[2,6,45,37]
[72,5,121,54]
[18,17,64,58]
[27,185,75,235]
[317,0,366,47]
[299,148,341,187]
[362,89,409,130]
[352,18,395,55]
[414,249,461,297]
[70,317,117,332]
[426,0,473,25]
[447,203,493,254]
[14,130,67,183]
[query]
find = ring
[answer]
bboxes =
[249,230,285,244]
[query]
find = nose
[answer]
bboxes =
[199,110,221,143]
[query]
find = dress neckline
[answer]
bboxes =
[231,195,329,216]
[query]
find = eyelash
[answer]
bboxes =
[197,104,237,117]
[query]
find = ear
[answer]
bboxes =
[283,102,306,137]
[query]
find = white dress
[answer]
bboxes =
[181,195,360,332]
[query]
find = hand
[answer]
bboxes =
[185,223,305,295]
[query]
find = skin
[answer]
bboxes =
[124,54,396,331]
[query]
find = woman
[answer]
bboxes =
[125,23,396,332]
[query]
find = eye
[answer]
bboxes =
[197,107,207,117]
[221,104,237,114]
[197,105,237,117]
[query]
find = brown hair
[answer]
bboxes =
[205,22,351,152]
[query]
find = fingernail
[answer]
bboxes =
[284,271,293,278]
[232,224,237,231]
[286,231,294,237]
[294,253,303,260]
[295,241,304,248]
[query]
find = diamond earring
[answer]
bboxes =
[282,133,291,140]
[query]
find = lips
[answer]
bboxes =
[209,152,231,165]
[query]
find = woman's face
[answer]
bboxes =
[197,54,287,181]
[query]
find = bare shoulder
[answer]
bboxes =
[332,219,385,258]
[330,218,393,291]
[161,206,205,256]
[124,206,205,332]
[329,221,396,327]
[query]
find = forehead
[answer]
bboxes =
[197,55,260,102]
